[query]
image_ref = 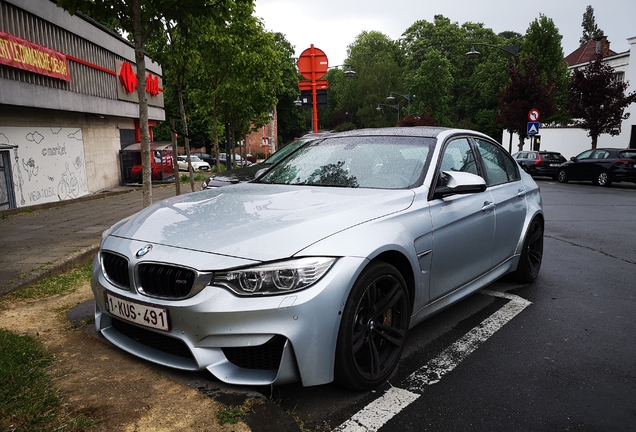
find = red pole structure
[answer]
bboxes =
[297,45,329,134]
[309,45,319,133]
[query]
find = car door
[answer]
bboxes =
[589,149,611,179]
[428,137,496,301]
[568,149,594,180]
[473,138,527,267]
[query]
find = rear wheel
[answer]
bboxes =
[335,262,410,390]
[595,170,612,187]
[510,217,544,284]
[557,169,568,183]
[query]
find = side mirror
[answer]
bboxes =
[570,156,578,162]
[434,171,487,198]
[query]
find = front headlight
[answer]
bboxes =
[213,257,336,295]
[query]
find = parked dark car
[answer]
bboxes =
[211,153,251,167]
[557,148,636,187]
[512,150,566,179]
[201,134,326,189]
[191,152,215,165]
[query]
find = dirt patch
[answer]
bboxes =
[0,283,251,431]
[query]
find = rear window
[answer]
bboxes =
[619,151,636,159]
[541,153,563,161]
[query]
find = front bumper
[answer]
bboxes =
[91,245,364,387]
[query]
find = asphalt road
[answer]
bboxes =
[261,179,636,431]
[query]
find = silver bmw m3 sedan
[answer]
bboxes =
[92,126,544,390]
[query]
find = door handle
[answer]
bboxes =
[517,189,526,198]
[481,201,495,212]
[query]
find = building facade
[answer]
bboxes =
[0,0,164,210]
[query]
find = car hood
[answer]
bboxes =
[107,183,415,262]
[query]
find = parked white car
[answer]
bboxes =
[176,155,210,172]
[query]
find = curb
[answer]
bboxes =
[0,243,100,297]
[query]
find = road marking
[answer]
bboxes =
[333,290,531,432]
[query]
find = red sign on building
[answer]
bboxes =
[0,31,71,81]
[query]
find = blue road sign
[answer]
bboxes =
[527,122,540,135]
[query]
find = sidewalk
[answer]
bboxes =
[0,181,302,432]
[0,182,199,295]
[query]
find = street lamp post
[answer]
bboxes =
[466,42,520,153]
[386,92,413,115]
[465,43,519,59]
[377,103,400,123]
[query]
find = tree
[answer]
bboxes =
[404,49,453,125]
[579,5,605,46]
[567,52,636,149]
[522,14,569,124]
[272,33,306,143]
[495,56,558,151]
[191,5,281,171]
[340,31,403,128]
[57,0,248,206]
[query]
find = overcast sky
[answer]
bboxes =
[254,0,635,67]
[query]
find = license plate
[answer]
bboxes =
[550,163,559,167]
[104,292,169,331]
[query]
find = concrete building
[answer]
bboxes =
[0,0,164,210]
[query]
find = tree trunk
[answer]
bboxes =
[170,119,180,196]
[591,134,598,149]
[517,135,525,152]
[177,84,195,192]
[131,0,151,208]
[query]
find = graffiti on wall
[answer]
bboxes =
[0,127,88,207]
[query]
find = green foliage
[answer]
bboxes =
[495,57,558,150]
[0,329,95,431]
[522,14,569,124]
[567,53,636,148]
[216,400,254,425]
[2,264,92,305]
[579,5,605,45]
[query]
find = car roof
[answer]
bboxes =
[324,126,450,138]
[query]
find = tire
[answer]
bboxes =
[335,262,410,390]
[595,170,612,187]
[510,217,544,284]
[557,169,568,183]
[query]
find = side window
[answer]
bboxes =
[437,138,478,187]
[577,150,594,160]
[474,138,520,186]
[593,150,609,159]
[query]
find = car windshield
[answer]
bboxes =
[189,156,202,162]
[265,139,311,165]
[258,136,433,189]
[619,150,636,159]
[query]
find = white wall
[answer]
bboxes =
[0,126,89,207]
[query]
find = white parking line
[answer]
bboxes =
[333,290,531,432]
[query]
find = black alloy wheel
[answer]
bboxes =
[510,217,544,284]
[335,262,410,390]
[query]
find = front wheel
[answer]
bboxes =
[557,169,568,183]
[335,262,410,390]
[509,217,544,284]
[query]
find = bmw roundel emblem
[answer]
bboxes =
[136,245,153,258]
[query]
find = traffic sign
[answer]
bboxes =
[297,46,328,80]
[527,122,540,135]
[528,109,540,122]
